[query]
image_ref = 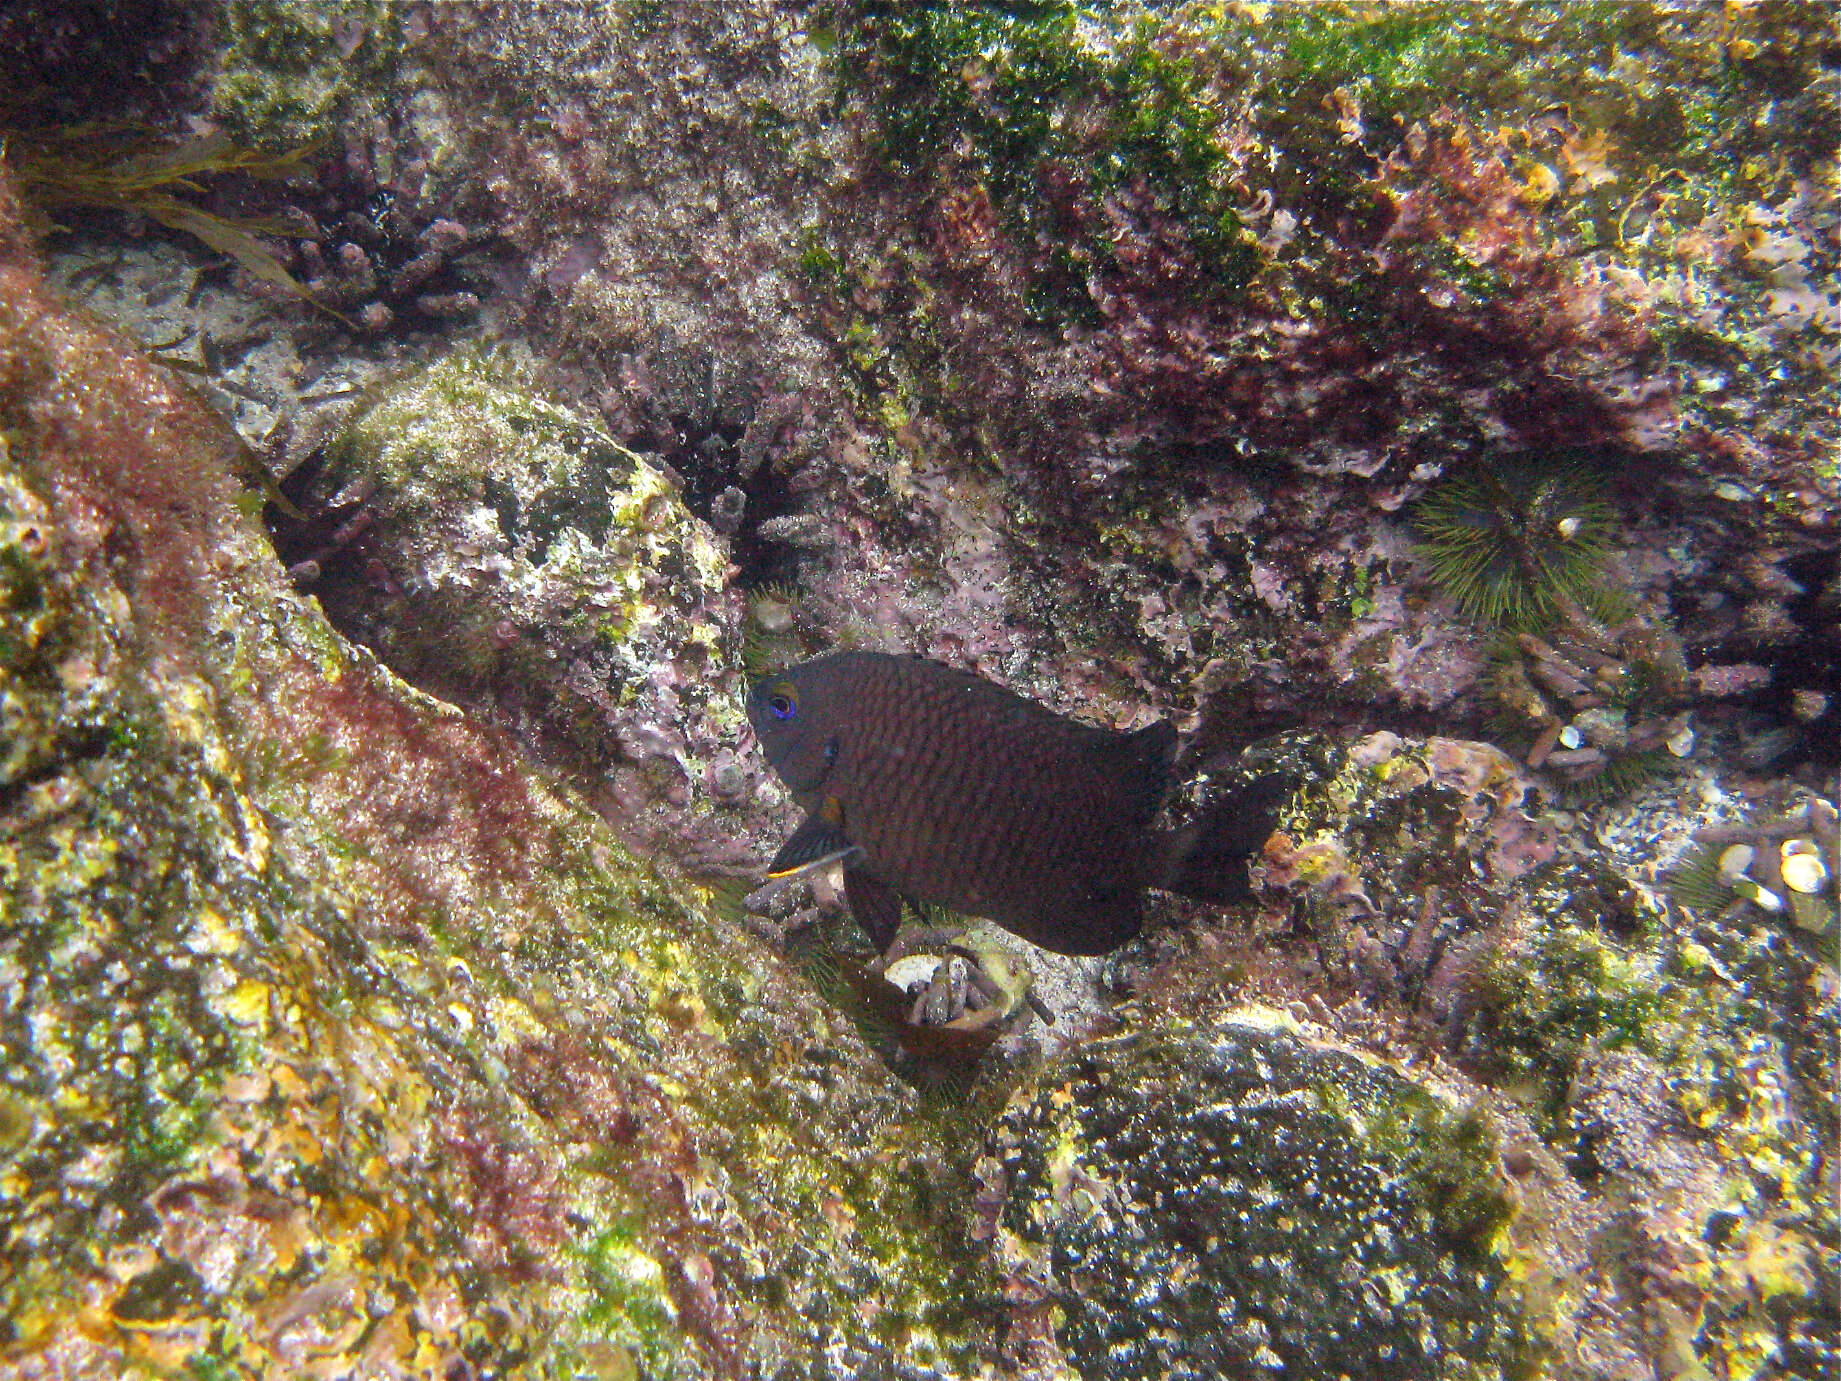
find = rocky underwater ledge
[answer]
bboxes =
[2,1,1839,1377]
[1,161,1834,1374]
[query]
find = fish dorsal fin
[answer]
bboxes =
[1095,719,1178,827]
[766,796,861,878]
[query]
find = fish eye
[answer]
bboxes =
[767,686,797,720]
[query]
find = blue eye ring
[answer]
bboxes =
[767,687,797,720]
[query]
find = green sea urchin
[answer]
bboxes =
[1431,457,1697,800]
[741,581,806,678]
[1413,456,1617,630]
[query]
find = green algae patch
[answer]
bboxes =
[852,2,1831,308]
[1471,905,1676,1114]
[212,0,408,149]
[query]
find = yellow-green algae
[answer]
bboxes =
[0,168,994,1377]
[322,345,741,728]
[1240,731,1837,1379]
[211,0,407,150]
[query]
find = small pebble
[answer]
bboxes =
[756,513,830,549]
[392,248,446,297]
[416,218,470,254]
[416,291,481,319]
[1791,689,1829,724]
[705,752,749,804]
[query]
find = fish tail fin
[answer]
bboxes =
[1098,719,1180,827]
[1153,772,1292,904]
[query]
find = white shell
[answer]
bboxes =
[884,955,942,991]
[1666,725,1695,757]
[1556,516,1583,539]
[1718,844,1756,882]
[1780,851,1829,896]
[1557,725,1584,750]
[1735,879,1784,913]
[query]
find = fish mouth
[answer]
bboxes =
[746,708,798,775]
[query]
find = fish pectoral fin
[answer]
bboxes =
[766,800,859,878]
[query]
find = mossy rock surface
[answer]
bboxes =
[0,169,993,1379]
[990,1016,1532,1380]
[290,348,757,856]
[213,0,408,149]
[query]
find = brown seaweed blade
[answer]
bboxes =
[1,123,347,323]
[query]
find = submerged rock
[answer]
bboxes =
[986,1016,1530,1380]
[277,348,767,871]
[0,165,991,1379]
[1142,730,1838,1379]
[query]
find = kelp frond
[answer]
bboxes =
[1,120,339,319]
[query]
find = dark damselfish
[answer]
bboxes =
[747,651,1281,956]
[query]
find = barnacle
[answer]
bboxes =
[1,117,328,313]
[741,581,805,679]
[1412,454,1618,630]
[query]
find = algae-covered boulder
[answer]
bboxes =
[0,166,992,1380]
[283,349,764,868]
[1155,730,1838,1379]
[985,1017,1529,1380]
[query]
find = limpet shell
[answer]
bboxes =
[1780,847,1829,895]
[884,954,942,992]
[1666,724,1695,757]
[1557,725,1584,750]
[1717,844,1755,881]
